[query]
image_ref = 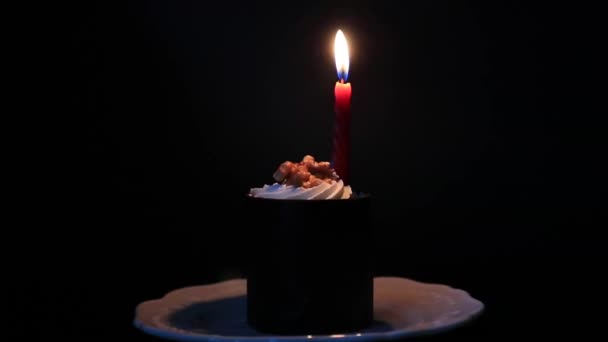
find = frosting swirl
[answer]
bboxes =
[250,180,352,200]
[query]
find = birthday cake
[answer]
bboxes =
[245,29,371,335]
[245,156,372,335]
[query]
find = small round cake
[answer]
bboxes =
[245,155,373,335]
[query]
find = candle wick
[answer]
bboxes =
[340,79,344,84]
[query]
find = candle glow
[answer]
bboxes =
[334,30,350,81]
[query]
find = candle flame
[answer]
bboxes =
[334,30,349,82]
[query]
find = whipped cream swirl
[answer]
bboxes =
[250,180,352,200]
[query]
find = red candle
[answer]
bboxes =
[331,30,352,185]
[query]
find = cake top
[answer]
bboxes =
[249,155,352,200]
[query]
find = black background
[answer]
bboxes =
[21,1,606,341]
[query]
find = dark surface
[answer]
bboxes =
[246,196,373,335]
[17,1,606,341]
